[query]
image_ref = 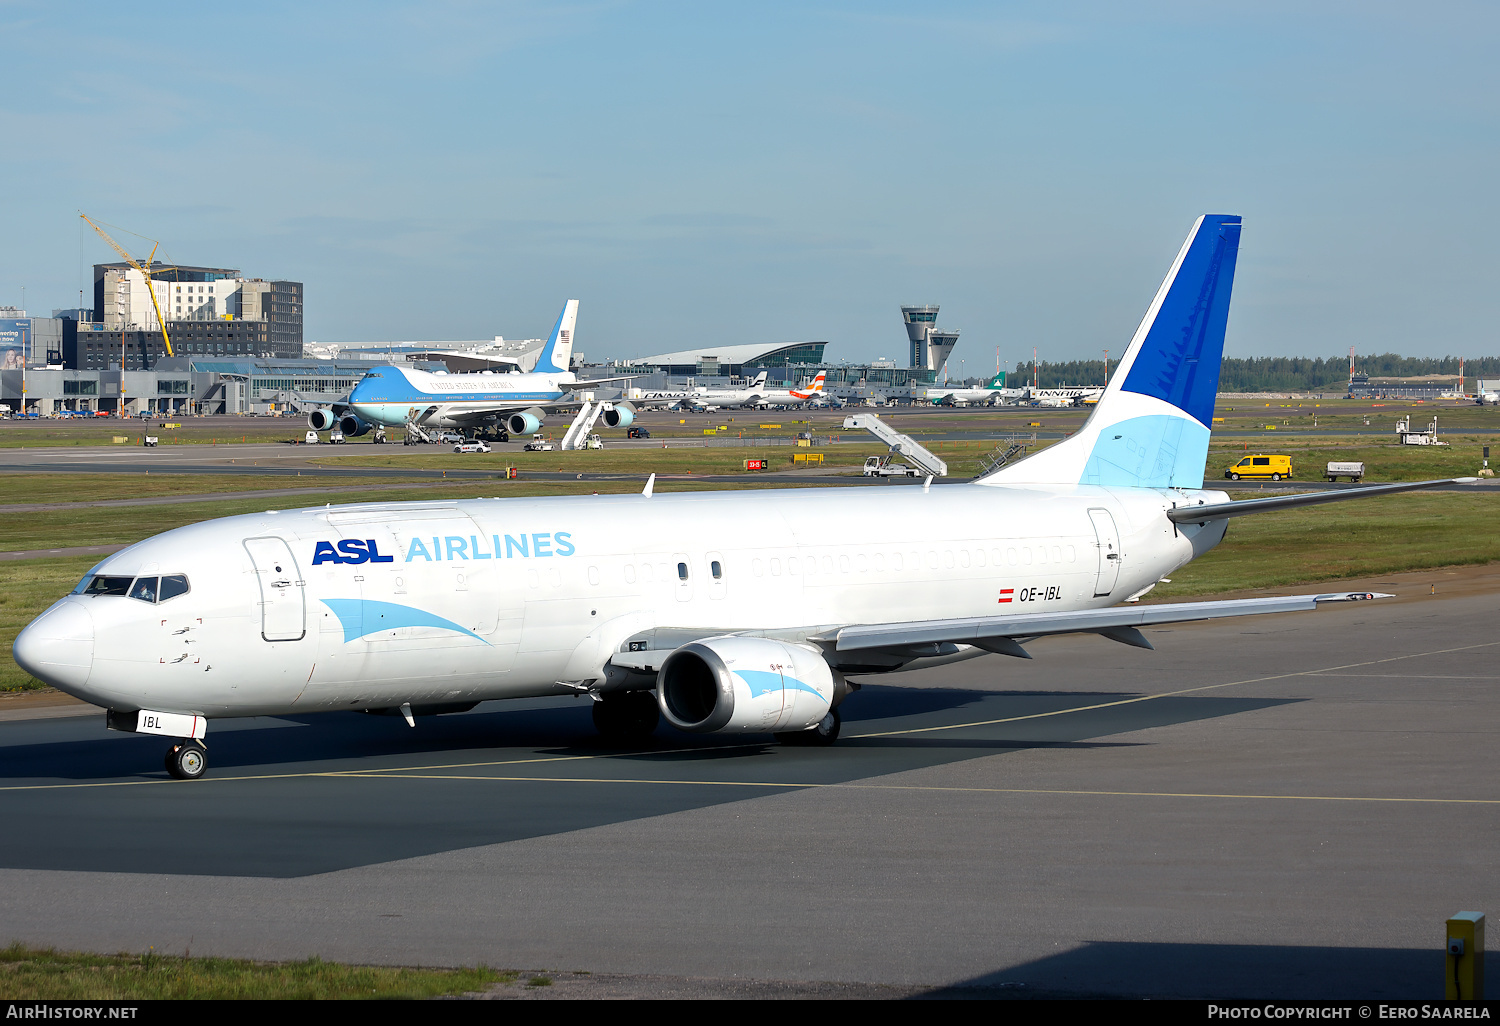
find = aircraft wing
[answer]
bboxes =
[288,391,350,415]
[565,375,637,390]
[409,398,599,426]
[1167,478,1477,523]
[608,592,1388,673]
[819,592,1386,660]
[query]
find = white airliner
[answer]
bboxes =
[749,370,826,408]
[1029,386,1105,407]
[308,301,637,439]
[13,215,1473,780]
[635,371,771,411]
[923,372,1020,406]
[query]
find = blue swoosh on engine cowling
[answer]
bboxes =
[735,669,823,700]
[321,598,489,644]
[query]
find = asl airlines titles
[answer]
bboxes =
[310,532,578,565]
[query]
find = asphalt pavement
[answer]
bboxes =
[1,568,1495,999]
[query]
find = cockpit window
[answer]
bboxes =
[77,574,190,602]
[82,576,133,597]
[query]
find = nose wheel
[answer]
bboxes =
[165,740,207,780]
[592,690,660,740]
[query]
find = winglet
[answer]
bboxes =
[643,473,655,497]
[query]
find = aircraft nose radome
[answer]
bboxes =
[13,602,94,691]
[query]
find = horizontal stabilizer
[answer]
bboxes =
[830,592,1389,653]
[1167,478,1478,524]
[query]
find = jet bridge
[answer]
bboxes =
[842,413,948,477]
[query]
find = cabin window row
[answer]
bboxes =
[747,544,1079,577]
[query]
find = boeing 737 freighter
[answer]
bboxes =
[307,301,637,439]
[13,216,1474,779]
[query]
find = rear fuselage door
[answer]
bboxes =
[245,536,306,641]
[1087,508,1121,597]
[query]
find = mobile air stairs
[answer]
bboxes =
[561,401,607,450]
[842,413,948,477]
[403,412,442,445]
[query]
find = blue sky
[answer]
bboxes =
[1,2,1495,367]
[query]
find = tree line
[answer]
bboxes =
[1008,355,1500,392]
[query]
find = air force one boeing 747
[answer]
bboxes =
[308,300,638,439]
[14,216,1475,779]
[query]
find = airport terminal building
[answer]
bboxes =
[1,357,377,417]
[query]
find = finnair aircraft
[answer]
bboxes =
[13,215,1472,780]
[310,301,635,438]
[635,371,771,411]
[1029,386,1105,407]
[749,370,826,408]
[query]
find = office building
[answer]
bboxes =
[69,263,303,369]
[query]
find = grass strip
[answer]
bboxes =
[1150,493,1500,598]
[0,473,454,506]
[0,943,507,1000]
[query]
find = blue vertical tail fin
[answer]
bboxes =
[533,300,579,374]
[978,215,1242,489]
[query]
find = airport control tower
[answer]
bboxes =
[901,305,959,376]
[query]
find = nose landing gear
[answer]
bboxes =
[591,690,660,741]
[165,739,207,780]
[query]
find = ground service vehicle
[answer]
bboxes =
[863,456,920,478]
[524,438,554,452]
[1326,461,1365,482]
[628,427,651,439]
[1225,454,1292,481]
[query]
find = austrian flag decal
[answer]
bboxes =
[998,589,1014,604]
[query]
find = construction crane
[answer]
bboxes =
[79,213,175,358]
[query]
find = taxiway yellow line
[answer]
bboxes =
[4,642,1496,795]
[319,771,1500,805]
[846,640,1500,739]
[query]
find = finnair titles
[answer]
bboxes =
[14,215,1474,780]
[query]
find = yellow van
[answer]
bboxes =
[1225,454,1292,481]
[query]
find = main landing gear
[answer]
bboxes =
[165,739,207,780]
[776,708,841,747]
[592,690,660,741]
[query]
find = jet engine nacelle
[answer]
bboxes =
[337,414,371,437]
[506,409,543,436]
[657,636,835,734]
[601,401,636,429]
[307,408,337,432]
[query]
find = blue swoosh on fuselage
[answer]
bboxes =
[321,598,489,644]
